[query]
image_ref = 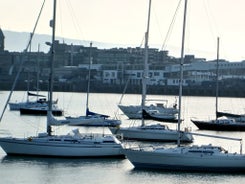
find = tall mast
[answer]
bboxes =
[47,0,57,135]
[36,44,40,98]
[177,0,188,147]
[141,0,151,126]
[86,42,92,115]
[27,71,30,102]
[27,33,32,102]
[215,37,220,120]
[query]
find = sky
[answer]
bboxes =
[1,0,245,61]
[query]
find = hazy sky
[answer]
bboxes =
[1,0,245,61]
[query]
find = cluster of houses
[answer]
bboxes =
[0,28,245,95]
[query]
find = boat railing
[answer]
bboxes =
[145,99,168,102]
[123,144,155,151]
[189,132,243,154]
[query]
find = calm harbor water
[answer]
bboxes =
[1,91,245,183]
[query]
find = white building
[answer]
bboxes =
[101,60,245,86]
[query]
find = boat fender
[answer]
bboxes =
[28,137,32,141]
[184,127,192,132]
[116,134,123,140]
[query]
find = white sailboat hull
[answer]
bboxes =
[0,135,123,157]
[123,146,245,172]
[66,116,121,127]
[109,126,193,142]
[118,105,178,119]
[9,102,47,111]
[66,116,105,124]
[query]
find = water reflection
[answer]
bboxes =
[1,155,125,167]
[128,167,245,184]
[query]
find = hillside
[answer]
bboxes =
[2,30,135,53]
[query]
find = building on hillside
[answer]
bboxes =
[100,59,245,87]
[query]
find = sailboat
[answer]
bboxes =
[0,0,123,157]
[118,10,178,122]
[8,34,58,111]
[9,91,48,110]
[118,101,178,120]
[12,46,62,116]
[19,104,63,116]
[142,109,179,123]
[122,0,245,172]
[109,0,193,143]
[191,38,245,131]
[9,48,57,111]
[65,42,121,127]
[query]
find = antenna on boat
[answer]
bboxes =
[177,0,188,147]
[47,0,57,136]
[141,0,151,127]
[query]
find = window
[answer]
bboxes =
[112,72,115,77]
[154,72,160,76]
[105,72,110,77]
